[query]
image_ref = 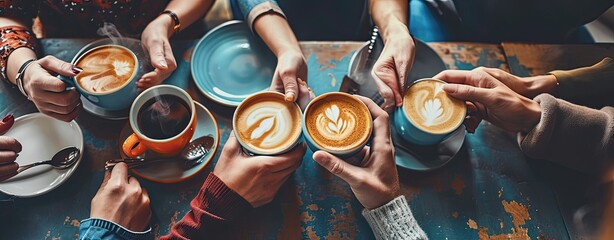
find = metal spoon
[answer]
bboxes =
[3,147,80,177]
[105,135,215,170]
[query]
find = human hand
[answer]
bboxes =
[372,31,415,111]
[139,16,177,90]
[0,137,22,182]
[90,163,152,232]
[270,50,308,105]
[470,67,558,99]
[312,96,400,209]
[214,133,306,207]
[23,56,82,122]
[434,68,542,132]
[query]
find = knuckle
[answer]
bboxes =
[39,56,53,65]
[329,160,344,176]
[108,183,125,194]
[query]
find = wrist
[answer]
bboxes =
[526,75,558,97]
[381,19,410,44]
[523,98,542,132]
[150,15,174,38]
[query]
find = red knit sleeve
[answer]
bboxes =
[0,26,38,83]
[161,173,253,240]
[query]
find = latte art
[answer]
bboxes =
[404,80,466,134]
[315,104,356,140]
[234,92,302,154]
[305,93,371,152]
[244,106,294,149]
[76,45,137,94]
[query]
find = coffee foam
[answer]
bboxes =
[235,94,302,153]
[306,94,371,151]
[403,80,466,134]
[76,46,136,94]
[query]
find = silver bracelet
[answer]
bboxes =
[15,59,37,99]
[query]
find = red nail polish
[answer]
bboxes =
[72,67,83,74]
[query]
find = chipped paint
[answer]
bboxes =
[468,200,533,240]
[168,211,180,233]
[450,175,466,195]
[452,211,459,219]
[328,73,336,87]
[300,43,362,71]
[325,203,356,239]
[467,219,478,229]
[498,187,503,198]
[502,200,531,227]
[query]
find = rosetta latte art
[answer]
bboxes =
[76,47,136,93]
[315,104,356,140]
[244,106,294,149]
[404,80,465,133]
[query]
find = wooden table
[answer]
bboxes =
[0,40,576,239]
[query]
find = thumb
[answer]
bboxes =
[312,151,362,185]
[443,84,493,105]
[147,41,168,70]
[281,75,298,102]
[38,56,81,76]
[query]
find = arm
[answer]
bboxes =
[237,0,307,104]
[519,94,614,174]
[0,17,81,122]
[312,96,428,240]
[362,196,428,240]
[477,58,614,109]
[139,0,215,89]
[436,68,614,174]
[79,163,152,240]
[369,0,413,111]
[163,132,306,239]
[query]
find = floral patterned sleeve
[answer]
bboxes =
[0,0,40,83]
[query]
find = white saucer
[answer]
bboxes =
[0,113,84,197]
[118,102,220,183]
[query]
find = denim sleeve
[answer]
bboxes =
[237,0,280,20]
[79,218,151,240]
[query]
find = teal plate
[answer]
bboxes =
[191,20,276,106]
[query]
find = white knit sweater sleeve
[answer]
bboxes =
[362,195,428,240]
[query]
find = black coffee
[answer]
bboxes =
[137,94,191,140]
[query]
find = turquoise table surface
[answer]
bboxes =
[0,40,578,239]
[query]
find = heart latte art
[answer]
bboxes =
[234,93,302,154]
[305,94,371,152]
[75,45,137,94]
[403,80,466,134]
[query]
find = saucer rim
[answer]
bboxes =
[0,113,84,198]
[118,101,220,183]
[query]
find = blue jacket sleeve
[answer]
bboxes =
[237,0,281,20]
[78,218,151,240]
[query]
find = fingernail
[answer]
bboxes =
[159,60,168,68]
[72,67,83,75]
[285,91,296,102]
[66,87,76,91]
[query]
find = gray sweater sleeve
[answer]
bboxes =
[518,94,614,173]
[362,196,428,240]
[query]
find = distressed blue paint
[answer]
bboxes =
[506,55,533,77]
[0,40,575,239]
[305,50,356,96]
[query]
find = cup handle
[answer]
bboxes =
[57,75,76,90]
[122,133,148,158]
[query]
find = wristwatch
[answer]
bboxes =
[15,59,37,99]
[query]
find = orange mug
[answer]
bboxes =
[122,85,197,158]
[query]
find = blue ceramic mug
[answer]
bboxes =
[58,44,139,111]
[394,78,467,145]
[302,92,372,162]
